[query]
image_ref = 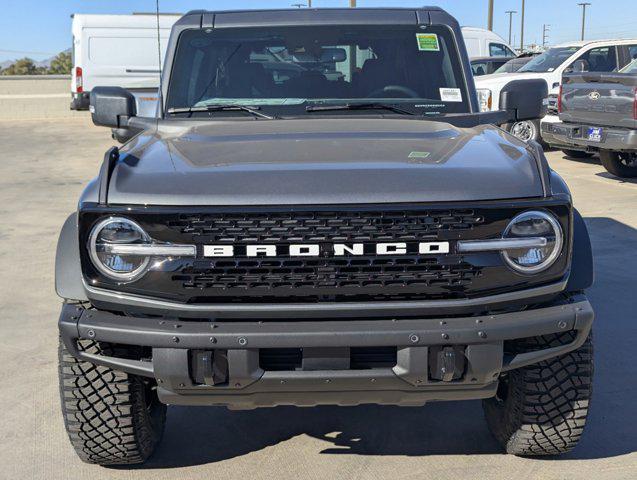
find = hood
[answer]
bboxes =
[108,118,544,206]
[475,71,551,89]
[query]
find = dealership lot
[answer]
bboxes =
[0,118,636,479]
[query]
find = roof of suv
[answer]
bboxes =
[554,38,637,48]
[175,7,455,28]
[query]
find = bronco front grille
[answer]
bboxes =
[79,203,571,304]
[167,209,484,242]
[174,257,481,299]
[166,209,483,301]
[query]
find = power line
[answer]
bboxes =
[0,49,58,56]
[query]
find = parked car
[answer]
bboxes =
[70,13,180,114]
[470,56,510,76]
[493,54,538,74]
[461,26,517,58]
[476,39,637,144]
[55,8,596,467]
[542,59,637,177]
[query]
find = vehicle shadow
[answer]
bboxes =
[594,171,637,184]
[561,152,600,166]
[123,216,637,469]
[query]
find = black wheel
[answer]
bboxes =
[562,149,592,159]
[483,331,593,456]
[599,150,637,178]
[58,338,166,465]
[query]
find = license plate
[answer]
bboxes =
[587,127,603,142]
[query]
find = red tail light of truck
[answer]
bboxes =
[75,66,83,94]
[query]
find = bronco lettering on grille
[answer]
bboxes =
[202,242,450,258]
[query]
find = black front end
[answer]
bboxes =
[58,197,594,408]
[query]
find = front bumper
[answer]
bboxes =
[542,119,637,151]
[59,294,593,409]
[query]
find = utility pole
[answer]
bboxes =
[487,0,494,31]
[349,0,356,7]
[542,24,550,47]
[506,10,517,45]
[308,0,312,7]
[520,0,526,53]
[578,3,591,40]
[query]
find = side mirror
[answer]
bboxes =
[89,87,136,129]
[499,79,548,122]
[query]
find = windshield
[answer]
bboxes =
[620,58,637,73]
[518,46,580,73]
[494,57,528,74]
[166,25,470,116]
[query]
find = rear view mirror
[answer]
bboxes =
[499,79,548,122]
[90,87,136,129]
[320,47,347,63]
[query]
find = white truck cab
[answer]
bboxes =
[461,26,516,59]
[475,39,637,144]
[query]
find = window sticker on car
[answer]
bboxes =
[416,33,440,51]
[439,87,462,102]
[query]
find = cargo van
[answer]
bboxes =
[70,13,180,114]
[461,26,517,59]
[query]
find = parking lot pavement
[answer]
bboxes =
[1,118,636,480]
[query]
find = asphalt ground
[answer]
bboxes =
[1,117,636,479]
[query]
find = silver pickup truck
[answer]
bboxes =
[542,59,637,177]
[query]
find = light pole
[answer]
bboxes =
[520,0,526,52]
[506,10,517,45]
[488,0,494,31]
[542,24,550,47]
[578,3,591,40]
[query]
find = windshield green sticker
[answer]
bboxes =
[416,33,440,51]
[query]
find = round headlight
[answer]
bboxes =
[88,217,151,282]
[502,211,563,274]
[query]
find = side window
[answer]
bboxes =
[625,45,637,66]
[489,43,515,57]
[471,61,488,76]
[573,46,618,72]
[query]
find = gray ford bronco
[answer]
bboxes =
[56,8,594,465]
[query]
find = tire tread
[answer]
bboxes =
[58,339,165,465]
[483,331,593,456]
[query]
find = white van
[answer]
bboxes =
[461,27,517,59]
[70,13,180,114]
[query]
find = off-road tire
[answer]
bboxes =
[58,338,166,465]
[483,331,593,456]
[599,150,637,178]
[562,149,592,159]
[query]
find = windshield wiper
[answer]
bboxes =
[167,104,276,119]
[306,103,414,116]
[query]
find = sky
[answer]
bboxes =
[0,0,636,62]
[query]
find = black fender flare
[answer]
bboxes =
[566,208,594,292]
[55,212,88,301]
